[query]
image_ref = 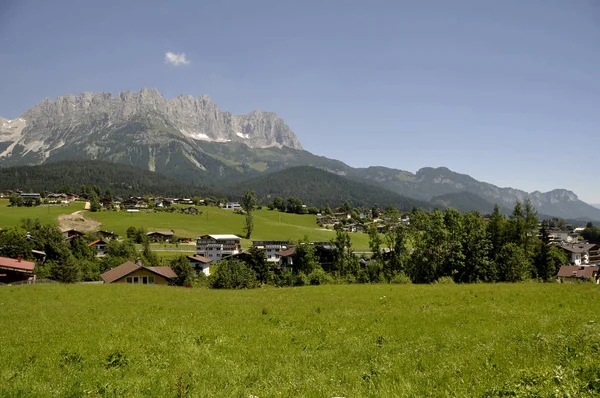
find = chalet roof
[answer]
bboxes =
[557,265,599,279]
[147,231,174,236]
[0,256,35,273]
[277,247,296,257]
[87,239,107,247]
[560,243,596,254]
[100,261,177,283]
[187,254,212,264]
[199,234,241,241]
[147,267,178,279]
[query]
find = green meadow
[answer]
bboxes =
[0,199,86,226]
[86,207,370,249]
[2,283,600,397]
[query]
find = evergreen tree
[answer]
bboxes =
[498,243,531,282]
[459,212,495,282]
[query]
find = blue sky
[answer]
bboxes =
[1,0,599,202]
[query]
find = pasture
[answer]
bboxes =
[0,200,371,248]
[0,198,85,226]
[1,283,600,397]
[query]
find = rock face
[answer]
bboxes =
[0,88,301,162]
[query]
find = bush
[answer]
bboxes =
[208,260,259,289]
[434,276,456,285]
[308,268,332,285]
[294,272,309,287]
[390,273,412,284]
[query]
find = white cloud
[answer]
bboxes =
[164,51,190,66]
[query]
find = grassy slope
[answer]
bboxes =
[87,207,371,249]
[0,199,85,226]
[2,284,600,397]
[0,200,370,249]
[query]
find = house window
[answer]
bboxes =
[126,277,132,283]
[149,276,155,284]
[133,276,139,283]
[142,276,148,284]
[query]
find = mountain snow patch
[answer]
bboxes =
[236,132,250,139]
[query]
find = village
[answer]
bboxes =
[1,190,600,286]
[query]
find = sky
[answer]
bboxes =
[1,0,599,202]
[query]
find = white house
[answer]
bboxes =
[560,243,597,266]
[196,234,241,261]
[224,202,242,211]
[252,241,290,263]
[187,254,212,276]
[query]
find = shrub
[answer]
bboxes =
[308,268,332,285]
[434,276,456,285]
[390,273,412,284]
[208,260,259,289]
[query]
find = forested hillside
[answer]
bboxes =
[0,161,221,198]
[229,166,431,210]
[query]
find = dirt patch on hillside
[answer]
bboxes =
[58,210,101,232]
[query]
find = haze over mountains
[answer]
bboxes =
[1,88,600,221]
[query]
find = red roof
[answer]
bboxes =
[87,239,106,247]
[187,254,212,264]
[557,265,599,279]
[277,247,296,257]
[148,267,178,279]
[0,256,35,272]
[100,262,177,283]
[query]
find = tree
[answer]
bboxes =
[0,226,34,259]
[208,259,258,289]
[331,230,358,276]
[383,223,410,280]
[245,246,270,284]
[409,210,447,283]
[292,236,321,275]
[141,240,159,267]
[90,193,101,212]
[459,212,495,282]
[49,253,81,283]
[241,190,257,239]
[487,205,506,261]
[367,224,382,261]
[535,224,568,281]
[498,243,531,282]
[442,208,465,279]
[170,255,194,286]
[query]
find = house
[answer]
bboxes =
[196,234,241,261]
[122,197,148,209]
[181,206,200,215]
[97,230,119,240]
[100,261,177,284]
[146,231,174,243]
[549,231,574,244]
[88,239,108,257]
[252,241,290,263]
[187,254,212,276]
[0,255,36,284]
[556,265,600,283]
[223,202,242,211]
[573,227,586,234]
[47,193,68,204]
[277,246,296,271]
[559,243,597,266]
[61,228,85,239]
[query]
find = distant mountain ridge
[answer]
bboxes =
[2,88,599,220]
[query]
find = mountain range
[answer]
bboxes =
[2,88,599,221]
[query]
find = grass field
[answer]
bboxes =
[0,200,371,249]
[2,283,600,397]
[87,207,371,250]
[0,198,85,226]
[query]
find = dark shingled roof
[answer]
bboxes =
[187,254,212,264]
[557,265,599,279]
[560,243,596,254]
[100,262,177,283]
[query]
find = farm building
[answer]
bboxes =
[187,254,212,276]
[196,234,241,261]
[100,261,177,285]
[0,255,36,284]
[88,239,108,257]
[146,231,174,243]
[556,265,600,283]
